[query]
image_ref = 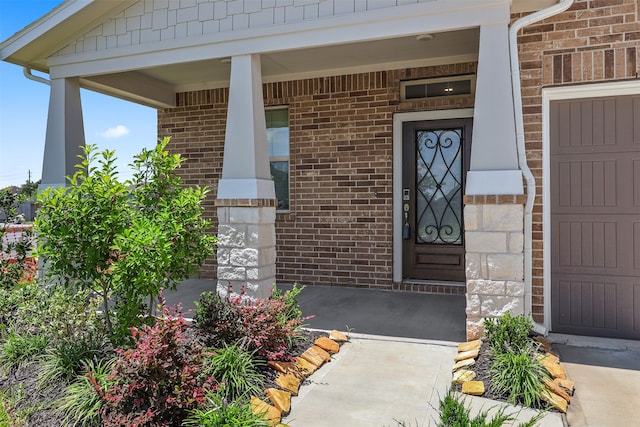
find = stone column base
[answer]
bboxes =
[463,195,526,340]
[215,198,277,300]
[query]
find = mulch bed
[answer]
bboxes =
[0,327,328,427]
[451,341,553,411]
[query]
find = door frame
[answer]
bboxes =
[392,108,474,283]
[542,80,640,333]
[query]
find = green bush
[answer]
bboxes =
[205,343,264,402]
[489,346,550,408]
[483,312,533,355]
[36,138,216,344]
[183,390,270,427]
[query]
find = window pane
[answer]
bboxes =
[270,161,289,210]
[267,127,289,157]
[265,108,290,211]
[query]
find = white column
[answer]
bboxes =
[216,54,277,300]
[466,23,523,196]
[217,54,275,200]
[40,77,85,189]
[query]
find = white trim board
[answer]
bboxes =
[392,108,474,283]
[541,80,640,332]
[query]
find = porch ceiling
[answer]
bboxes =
[80,27,479,107]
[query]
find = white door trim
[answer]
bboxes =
[392,108,474,283]
[542,80,640,331]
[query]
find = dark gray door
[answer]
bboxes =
[402,119,472,282]
[550,95,640,340]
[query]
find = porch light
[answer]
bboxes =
[415,34,435,42]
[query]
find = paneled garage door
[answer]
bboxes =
[550,95,640,340]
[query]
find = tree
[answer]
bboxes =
[36,138,216,343]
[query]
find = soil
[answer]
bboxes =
[0,327,328,426]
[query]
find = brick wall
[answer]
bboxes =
[158,62,476,289]
[515,0,640,321]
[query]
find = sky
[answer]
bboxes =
[0,0,157,189]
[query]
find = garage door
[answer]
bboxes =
[550,95,640,340]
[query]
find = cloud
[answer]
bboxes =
[98,125,130,139]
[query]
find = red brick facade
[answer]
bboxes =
[515,0,640,321]
[159,63,476,289]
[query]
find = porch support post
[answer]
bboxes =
[40,77,85,189]
[464,22,526,339]
[466,23,523,196]
[216,54,276,300]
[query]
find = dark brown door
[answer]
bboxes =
[402,119,472,281]
[550,95,640,340]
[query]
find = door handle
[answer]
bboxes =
[403,203,411,239]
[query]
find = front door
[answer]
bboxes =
[402,119,472,281]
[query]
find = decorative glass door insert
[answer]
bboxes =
[415,128,463,245]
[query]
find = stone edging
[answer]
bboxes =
[250,330,349,426]
[451,337,575,414]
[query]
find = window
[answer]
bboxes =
[265,107,289,210]
[400,75,475,101]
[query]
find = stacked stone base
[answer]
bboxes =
[216,199,277,300]
[464,196,526,340]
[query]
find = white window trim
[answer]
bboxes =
[392,108,474,283]
[541,80,640,331]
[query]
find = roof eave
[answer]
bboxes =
[0,0,134,72]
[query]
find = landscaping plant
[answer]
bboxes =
[92,307,215,427]
[483,311,533,355]
[435,389,543,427]
[36,138,216,343]
[57,358,115,427]
[183,390,270,427]
[204,343,265,402]
[195,287,306,360]
[489,344,550,408]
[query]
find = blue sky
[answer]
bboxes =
[0,0,157,189]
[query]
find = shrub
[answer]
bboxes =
[183,390,270,427]
[57,358,115,427]
[483,312,533,355]
[195,289,304,360]
[205,343,264,402]
[234,294,304,360]
[489,345,550,408]
[195,291,242,346]
[36,139,216,344]
[96,307,215,427]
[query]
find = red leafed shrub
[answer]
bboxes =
[93,307,215,427]
[195,288,305,361]
[225,292,304,361]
